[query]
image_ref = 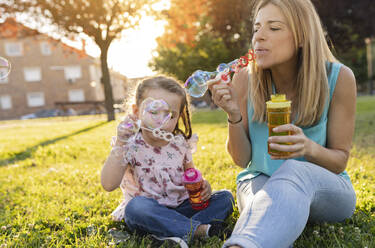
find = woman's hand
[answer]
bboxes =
[268,124,313,160]
[201,179,212,202]
[116,114,139,144]
[207,78,241,120]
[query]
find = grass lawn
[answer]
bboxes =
[0,95,374,247]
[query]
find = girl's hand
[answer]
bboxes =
[207,78,241,119]
[116,114,139,143]
[201,179,212,201]
[268,124,313,160]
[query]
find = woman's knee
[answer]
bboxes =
[272,159,310,181]
[267,159,314,194]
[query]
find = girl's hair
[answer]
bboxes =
[249,0,337,126]
[135,75,192,140]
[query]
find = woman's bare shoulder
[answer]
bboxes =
[334,64,356,100]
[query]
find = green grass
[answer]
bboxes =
[0,96,374,247]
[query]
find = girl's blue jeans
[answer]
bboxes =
[223,159,356,248]
[125,190,234,243]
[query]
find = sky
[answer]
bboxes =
[84,16,167,79]
[83,0,170,79]
[14,0,170,79]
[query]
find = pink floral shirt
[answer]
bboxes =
[112,132,193,221]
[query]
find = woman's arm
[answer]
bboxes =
[307,65,356,173]
[268,65,356,173]
[209,68,252,168]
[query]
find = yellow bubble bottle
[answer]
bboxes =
[266,94,292,156]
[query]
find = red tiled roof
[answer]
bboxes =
[0,17,40,38]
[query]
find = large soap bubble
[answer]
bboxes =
[140,97,172,130]
[0,57,11,80]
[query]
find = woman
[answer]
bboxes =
[208,0,357,247]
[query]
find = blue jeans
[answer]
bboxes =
[223,159,356,248]
[125,190,234,243]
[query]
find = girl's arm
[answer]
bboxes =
[183,161,194,171]
[268,65,356,173]
[101,115,138,191]
[209,68,252,168]
[101,139,128,192]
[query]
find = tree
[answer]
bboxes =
[150,0,255,83]
[312,0,375,87]
[151,32,231,82]
[5,0,158,121]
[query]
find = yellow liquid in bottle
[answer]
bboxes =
[266,95,292,156]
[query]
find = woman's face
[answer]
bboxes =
[252,3,297,69]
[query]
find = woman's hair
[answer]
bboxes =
[249,0,337,126]
[134,75,192,139]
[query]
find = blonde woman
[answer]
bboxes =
[208,0,356,247]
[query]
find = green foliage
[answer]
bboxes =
[153,0,370,87]
[150,33,233,82]
[0,96,375,247]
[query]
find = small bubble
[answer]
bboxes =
[107,228,130,245]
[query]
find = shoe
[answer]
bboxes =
[150,234,189,248]
[208,223,232,240]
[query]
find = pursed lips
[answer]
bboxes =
[255,48,269,55]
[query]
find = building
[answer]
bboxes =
[0,18,128,120]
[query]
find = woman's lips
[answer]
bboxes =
[255,49,269,55]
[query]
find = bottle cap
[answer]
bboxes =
[266,94,291,109]
[183,168,202,183]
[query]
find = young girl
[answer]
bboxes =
[101,75,234,247]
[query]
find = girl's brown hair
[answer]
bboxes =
[250,0,337,126]
[135,75,192,140]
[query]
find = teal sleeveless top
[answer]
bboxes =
[237,62,351,183]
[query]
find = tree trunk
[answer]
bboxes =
[100,46,115,121]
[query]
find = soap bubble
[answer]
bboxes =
[0,57,11,80]
[141,98,172,129]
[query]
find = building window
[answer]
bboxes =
[64,66,82,83]
[40,41,52,55]
[0,95,12,109]
[27,92,45,107]
[0,68,9,83]
[68,89,85,102]
[5,42,23,56]
[24,67,42,82]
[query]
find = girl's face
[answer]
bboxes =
[136,88,182,134]
[252,3,297,69]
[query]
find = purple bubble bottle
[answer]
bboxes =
[182,168,209,210]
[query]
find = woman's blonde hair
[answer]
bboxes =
[249,0,336,126]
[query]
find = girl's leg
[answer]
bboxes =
[173,190,234,224]
[190,190,234,224]
[223,159,356,248]
[124,196,200,243]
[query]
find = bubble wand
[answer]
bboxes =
[184,49,255,98]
